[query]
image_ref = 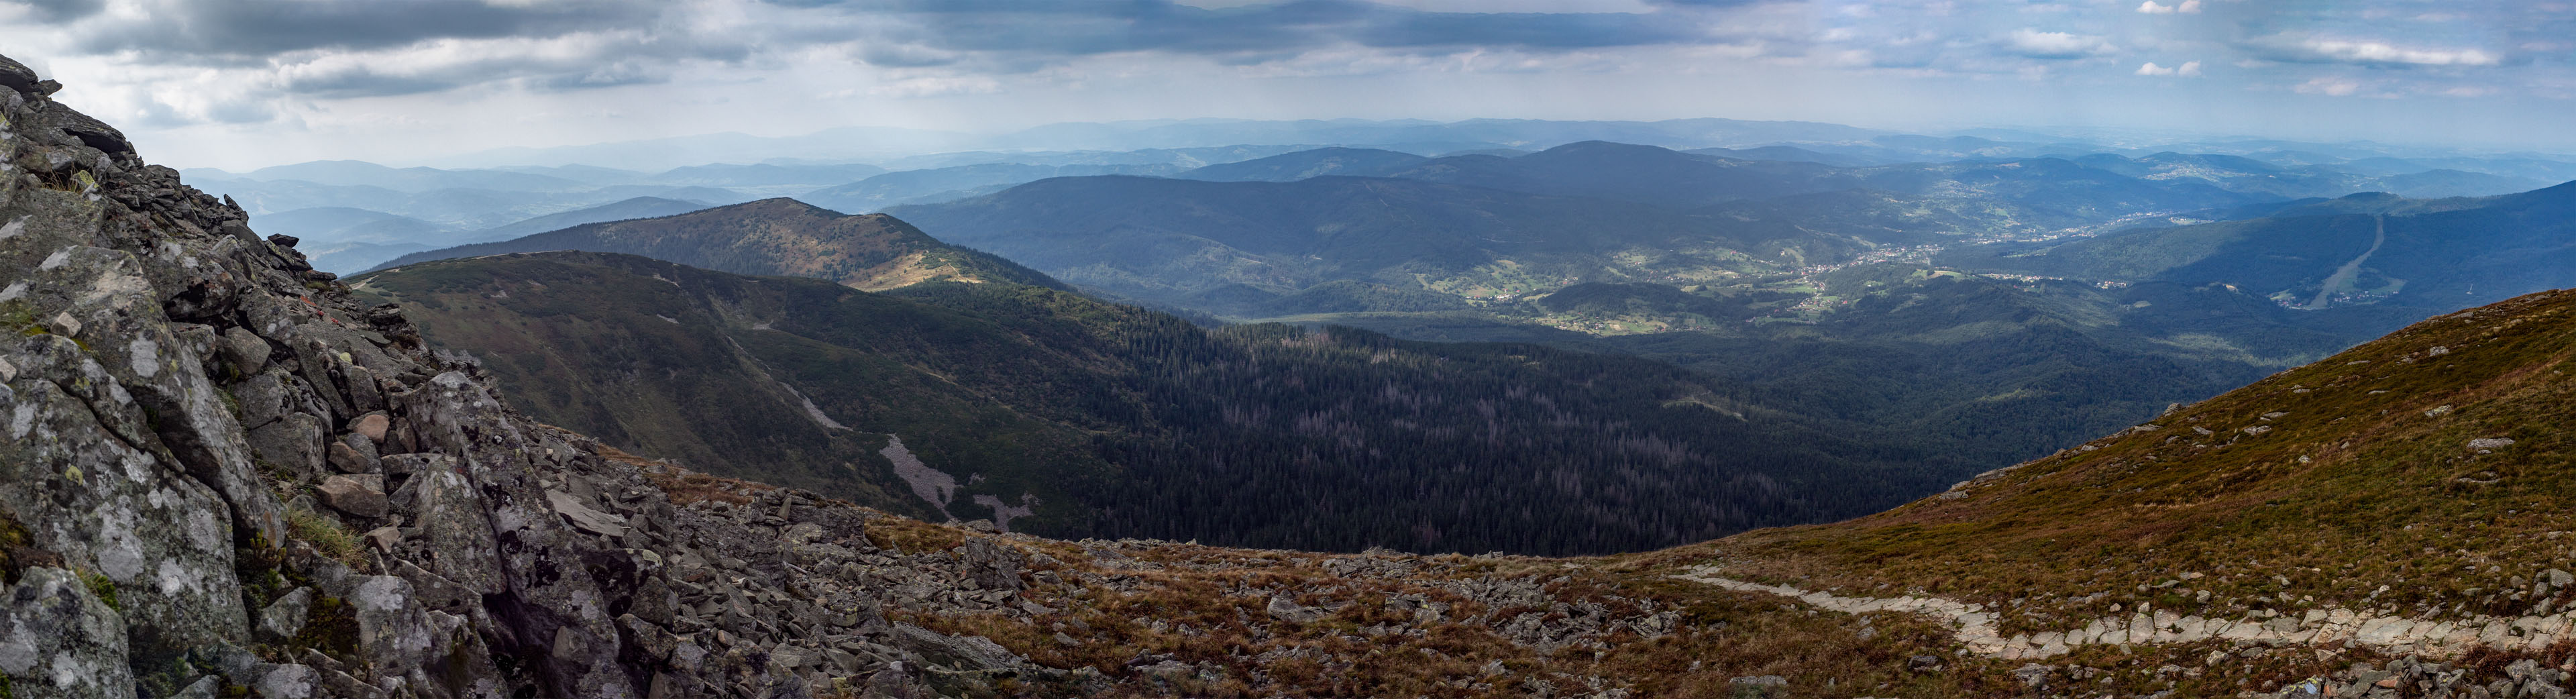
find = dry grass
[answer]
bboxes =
[1634,289,2576,631]
[286,507,369,572]
[639,463,769,506]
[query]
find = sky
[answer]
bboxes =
[2,0,2570,170]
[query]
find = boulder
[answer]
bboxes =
[319,474,388,518]
[1267,596,1328,623]
[259,587,317,641]
[349,412,390,443]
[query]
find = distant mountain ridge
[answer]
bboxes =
[1949,180,2576,313]
[373,197,1064,290]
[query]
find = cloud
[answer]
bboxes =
[2135,0,2199,14]
[868,74,1003,98]
[2001,28,2114,59]
[0,0,103,22]
[836,0,1731,60]
[2135,60,2202,76]
[2294,76,2359,96]
[64,0,665,62]
[2252,34,2503,68]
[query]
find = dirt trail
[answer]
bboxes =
[2307,215,2385,309]
[1675,565,2569,661]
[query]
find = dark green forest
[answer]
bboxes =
[360,252,1977,555]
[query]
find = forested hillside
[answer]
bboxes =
[355,252,1980,554]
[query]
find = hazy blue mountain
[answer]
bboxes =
[459,196,714,244]
[1685,146,1887,167]
[1370,141,2267,215]
[249,206,443,244]
[241,160,590,193]
[798,162,1188,213]
[1945,180,2576,314]
[2375,168,2552,198]
[885,174,1854,313]
[869,144,1321,170]
[981,117,1891,152]
[307,241,437,275]
[189,176,755,229]
[2061,152,2547,199]
[417,118,1899,172]
[421,125,986,170]
[1379,141,1844,209]
[647,162,888,188]
[486,163,652,184]
[1177,147,1430,182]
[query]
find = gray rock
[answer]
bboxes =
[325,437,377,474]
[631,576,679,627]
[546,489,629,537]
[959,538,1026,592]
[219,326,270,376]
[890,623,1029,674]
[0,568,137,698]
[250,411,328,478]
[260,587,317,641]
[319,474,388,518]
[1267,596,1328,623]
[256,663,317,699]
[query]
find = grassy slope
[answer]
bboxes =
[1638,287,2576,638]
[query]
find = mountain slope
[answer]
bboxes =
[352,251,1984,554]
[887,174,1854,313]
[798,162,1187,213]
[1176,146,1430,181]
[456,195,712,244]
[1665,287,2576,651]
[1951,182,2576,315]
[374,197,1064,290]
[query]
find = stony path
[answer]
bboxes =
[1676,566,2574,660]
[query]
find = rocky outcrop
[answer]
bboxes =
[0,52,1079,698]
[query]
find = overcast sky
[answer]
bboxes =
[4,0,2569,170]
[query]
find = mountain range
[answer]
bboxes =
[21,47,2576,699]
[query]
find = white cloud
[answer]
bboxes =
[2136,1,2174,14]
[2003,28,2114,58]
[2295,76,2361,97]
[2288,37,2501,66]
[2136,60,2203,77]
[868,74,1003,99]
